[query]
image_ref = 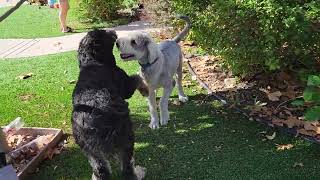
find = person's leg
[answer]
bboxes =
[58,0,70,32]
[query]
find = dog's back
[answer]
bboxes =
[158,41,182,75]
[72,64,130,151]
[71,29,146,180]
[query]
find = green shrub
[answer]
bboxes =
[143,0,175,26]
[293,74,320,121]
[303,74,320,121]
[77,0,126,22]
[122,0,138,9]
[171,0,320,75]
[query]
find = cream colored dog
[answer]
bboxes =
[116,16,191,129]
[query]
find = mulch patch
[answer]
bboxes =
[180,42,320,143]
[149,25,320,143]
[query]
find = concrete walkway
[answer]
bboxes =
[0,21,161,59]
[0,0,24,7]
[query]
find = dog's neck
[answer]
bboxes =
[80,55,116,70]
[139,57,159,71]
[138,48,161,71]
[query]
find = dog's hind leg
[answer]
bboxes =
[148,88,159,129]
[88,153,111,180]
[160,84,174,126]
[176,58,188,103]
[120,137,146,180]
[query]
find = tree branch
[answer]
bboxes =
[0,0,27,22]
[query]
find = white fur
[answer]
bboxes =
[117,32,188,129]
[134,166,146,180]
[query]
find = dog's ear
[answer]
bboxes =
[143,34,159,62]
[105,29,118,41]
[135,33,150,48]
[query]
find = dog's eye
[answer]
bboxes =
[131,40,136,45]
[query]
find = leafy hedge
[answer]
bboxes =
[77,0,137,22]
[171,0,320,75]
[143,0,174,26]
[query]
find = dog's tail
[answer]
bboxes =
[173,15,192,43]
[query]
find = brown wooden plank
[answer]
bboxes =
[10,128,64,180]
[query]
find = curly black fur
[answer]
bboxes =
[72,29,144,180]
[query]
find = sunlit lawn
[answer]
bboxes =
[0,0,128,38]
[0,51,320,179]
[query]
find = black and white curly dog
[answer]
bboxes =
[72,29,147,180]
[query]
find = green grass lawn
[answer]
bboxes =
[0,1,128,39]
[1,51,320,179]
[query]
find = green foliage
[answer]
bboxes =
[171,0,320,75]
[307,75,320,86]
[294,74,320,121]
[77,0,129,22]
[122,0,138,9]
[143,0,174,26]
[291,99,304,106]
[305,106,320,121]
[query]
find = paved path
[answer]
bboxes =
[0,0,23,7]
[0,21,162,59]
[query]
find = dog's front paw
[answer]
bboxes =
[160,111,169,125]
[149,120,159,129]
[138,85,149,97]
[160,117,169,126]
[134,166,146,180]
[178,95,189,103]
[133,75,149,97]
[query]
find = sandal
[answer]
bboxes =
[62,26,73,33]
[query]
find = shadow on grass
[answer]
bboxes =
[31,94,320,180]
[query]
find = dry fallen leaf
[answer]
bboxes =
[259,88,282,101]
[272,118,284,127]
[293,162,304,168]
[17,73,33,80]
[183,80,192,87]
[69,80,77,84]
[6,134,36,150]
[8,134,55,173]
[282,85,297,99]
[283,116,304,128]
[183,41,196,46]
[53,42,62,46]
[19,94,36,102]
[268,91,282,101]
[303,121,320,134]
[224,78,237,89]
[297,128,317,137]
[171,99,182,106]
[276,144,294,151]
[214,145,223,152]
[266,132,276,140]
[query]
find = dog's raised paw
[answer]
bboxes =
[178,96,189,103]
[134,166,146,180]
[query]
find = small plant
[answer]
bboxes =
[293,75,320,121]
[77,0,126,22]
[303,75,320,121]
